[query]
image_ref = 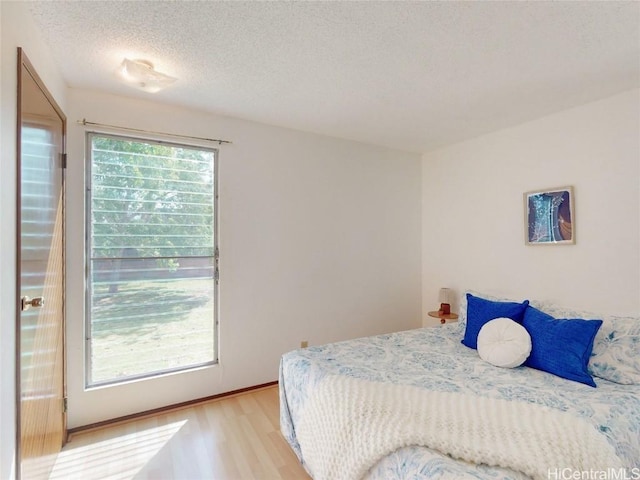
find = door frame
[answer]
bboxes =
[15,47,68,479]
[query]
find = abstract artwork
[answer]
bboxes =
[524,186,574,245]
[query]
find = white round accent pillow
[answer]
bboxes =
[477,317,532,368]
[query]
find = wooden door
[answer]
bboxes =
[16,48,67,480]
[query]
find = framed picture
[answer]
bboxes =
[524,186,574,245]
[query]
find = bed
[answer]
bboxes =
[279,293,640,480]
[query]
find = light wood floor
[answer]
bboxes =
[50,385,311,480]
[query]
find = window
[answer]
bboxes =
[86,133,218,386]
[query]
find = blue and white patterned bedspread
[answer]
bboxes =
[279,324,640,479]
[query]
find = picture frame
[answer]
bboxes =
[524,186,575,245]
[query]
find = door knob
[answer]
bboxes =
[21,296,45,311]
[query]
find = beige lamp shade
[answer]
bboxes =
[439,288,453,304]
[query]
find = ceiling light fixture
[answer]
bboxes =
[115,58,177,93]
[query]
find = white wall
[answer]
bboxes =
[65,89,422,427]
[422,89,640,325]
[0,2,68,478]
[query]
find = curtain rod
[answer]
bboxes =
[76,119,232,145]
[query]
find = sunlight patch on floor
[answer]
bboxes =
[50,420,187,480]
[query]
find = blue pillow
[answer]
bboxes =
[462,294,529,349]
[522,306,602,387]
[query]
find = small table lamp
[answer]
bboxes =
[438,288,453,315]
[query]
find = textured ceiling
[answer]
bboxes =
[27,1,640,152]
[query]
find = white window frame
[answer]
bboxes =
[84,132,219,388]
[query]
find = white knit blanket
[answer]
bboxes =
[296,375,623,480]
